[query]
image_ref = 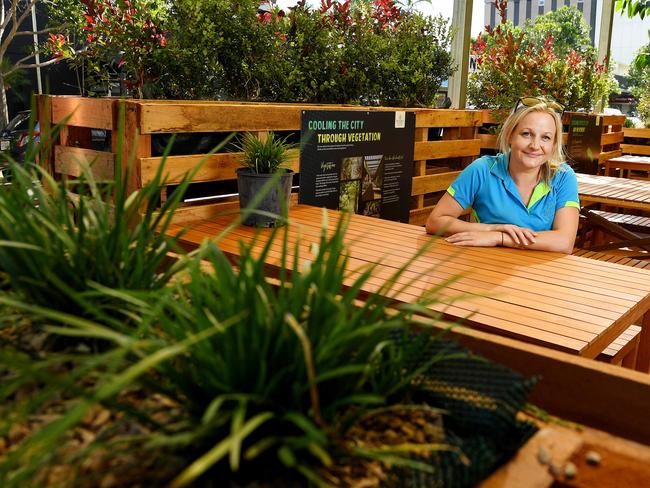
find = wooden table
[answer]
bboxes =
[577,172,650,212]
[605,155,650,179]
[169,205,650,372]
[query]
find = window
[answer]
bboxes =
[538,0,545,5]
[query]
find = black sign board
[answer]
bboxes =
[566,114,603,174]
[299,110,415,223]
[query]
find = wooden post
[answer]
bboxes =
[120,101,151,197]
[636,311,650,373]
[36,94,54,176]
[447,0,473,109]
[596,0,615,112]
[413,127,428,210]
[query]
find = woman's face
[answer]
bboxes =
[508,111,556,173]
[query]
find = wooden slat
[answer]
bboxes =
[602,114,626,126]
[411,171,459,196]
[414,110,481,128]
[137,102,430,133]
[408,206,434,226]
[140,103,303,132]
[50,95,114,129]
[479,133,498,149]
[54,146,115,180]
[598,149,622,164]
[140,149,301,185]
[137,102,482,134]
[624,127,650,139]
[622,143,650,156]
[414,139,480,160]
[602,131,624,145]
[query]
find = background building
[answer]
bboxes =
[483,0,650,73]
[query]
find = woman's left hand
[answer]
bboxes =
[445,230,502,247]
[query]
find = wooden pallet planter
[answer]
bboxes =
[586,113,626,168]
[40,95,481,226]
[622,127,650,156]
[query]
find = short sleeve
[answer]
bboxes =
[553,165,579,211]
[447,158,486,210]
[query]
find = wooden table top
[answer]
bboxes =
[577,172,650,211]
[169,205,650,367]
[605,155,650,177]
[608,155,650,164]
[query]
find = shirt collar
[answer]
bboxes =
[489,152,511,181]
[490,153,552,209]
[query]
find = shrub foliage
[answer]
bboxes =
[468,7,618,111]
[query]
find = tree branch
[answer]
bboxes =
[14,24,69,37]
[3,56,62,77]
[16,0,39,30]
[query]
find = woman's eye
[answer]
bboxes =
[521,131,530,137]
[542,136,551,141]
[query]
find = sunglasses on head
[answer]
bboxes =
[514,96,565,115]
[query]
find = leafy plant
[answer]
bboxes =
[237,131,293,174]
[133,0,454,107]
[637,91,650,127]
[468,8,618,111]
[46,0,169,97]
[378,12,453,107]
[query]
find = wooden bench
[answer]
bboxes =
[585,209,650,235]
[576,207,650,255]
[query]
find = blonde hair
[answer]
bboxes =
[496,101,565,184]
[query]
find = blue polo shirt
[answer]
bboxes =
[447,153,579,231]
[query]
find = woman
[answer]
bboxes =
[425,97,579,253]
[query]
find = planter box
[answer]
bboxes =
[481,423,650,487]
[39,96,482,226]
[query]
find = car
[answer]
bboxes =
[0,110,39,164]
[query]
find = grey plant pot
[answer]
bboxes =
[236,168,293,227]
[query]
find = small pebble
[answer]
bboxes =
[564,461,577,479]
[585,450,602,466]
[549,463,562,477]
[537,445,550,465]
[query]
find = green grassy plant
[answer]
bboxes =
[0,209,537,486]
[236,131,293,174]
[0,105,232,324]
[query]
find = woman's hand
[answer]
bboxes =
[445,230,502,247]
[489,224,537,246]
[444,224,538,248]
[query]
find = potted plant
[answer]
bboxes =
[236,131,294,228]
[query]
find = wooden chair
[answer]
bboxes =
[576,207,650,256]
